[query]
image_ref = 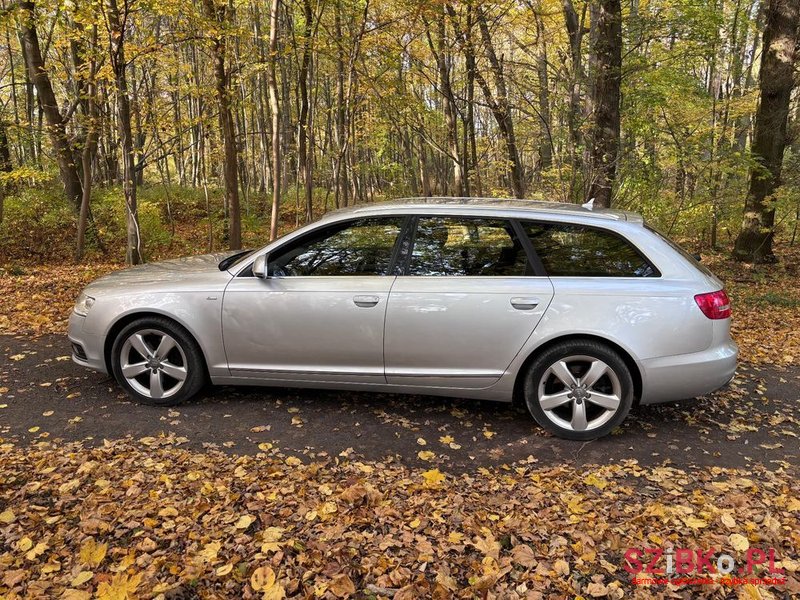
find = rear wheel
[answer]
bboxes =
[111,317,206,406]
[524,340,633,440]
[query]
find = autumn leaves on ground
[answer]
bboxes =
[0,442,797,600]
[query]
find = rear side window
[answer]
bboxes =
[521,221,658,277]
[408,217,531,276]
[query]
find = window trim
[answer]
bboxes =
[392,215,416,276]
[400,214,544,277]
[248,215,411,278]
[516,219,662,278]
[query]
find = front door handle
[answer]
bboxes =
[510,297,540,311]
[353,295,380,308]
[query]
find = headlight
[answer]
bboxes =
[73,293,96,316]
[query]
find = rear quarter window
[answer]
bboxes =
[644,224,717,278]
[521,221,659,277]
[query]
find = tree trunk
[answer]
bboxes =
[268,0,282,241]
[734,0,800,262]
[463,5,481,196]
[475,6,524,198]
[431,10,465,197]
[0,120,11,224]
[735,2,765,150]
[585,0,622,208]
[333,2,347,208]
[426,9,466,196]
[535,13,553,173]
[19,1,82,211]
[562,0,586,183]
[204,0,241,250]
[298,0,314,222]
[108,0,143,264]
[76,26,98,262]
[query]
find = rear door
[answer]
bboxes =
[384,215,554,389]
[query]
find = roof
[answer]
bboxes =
[322,197,643,223]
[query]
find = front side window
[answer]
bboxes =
[408,217,531,276]
[521,221,657,277]
[270,217,404,276]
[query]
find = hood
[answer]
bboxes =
[84,252,237,293]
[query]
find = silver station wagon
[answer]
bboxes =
[69,198,738,440]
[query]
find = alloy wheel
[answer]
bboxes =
[537,355,622,432]
[119,329,188,400]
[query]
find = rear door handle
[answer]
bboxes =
[510,297,540,310]
[353,295,380,308]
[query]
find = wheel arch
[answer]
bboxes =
[512,334,643,406]
[103,311,209,377]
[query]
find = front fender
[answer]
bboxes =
[85,292,228,377]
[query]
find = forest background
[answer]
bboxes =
[1,0,799,333]
[0,0,798,265]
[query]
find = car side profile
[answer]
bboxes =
[69,198,738,440]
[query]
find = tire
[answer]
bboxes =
[110,316,207,406]
[523,339,633,440]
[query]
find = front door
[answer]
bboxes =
[222,216,406,383]
[384,216,554,389]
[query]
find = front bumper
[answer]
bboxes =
[68,311,108,375]
[639,339,738,405]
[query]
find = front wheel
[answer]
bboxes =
[524,340,633,440]
[111,317,206,406]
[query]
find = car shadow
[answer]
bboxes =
[186,382,767,471]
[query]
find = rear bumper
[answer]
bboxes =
[68,311,108,375]
[639,339,738,405]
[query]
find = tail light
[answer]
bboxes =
[694,289,731,320]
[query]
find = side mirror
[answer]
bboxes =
[253,254,270,278]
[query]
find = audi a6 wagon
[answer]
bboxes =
[69,198,737,440]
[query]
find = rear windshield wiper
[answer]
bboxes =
[219,250,252,271]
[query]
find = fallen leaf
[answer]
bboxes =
[235,514,254,529]
[0,508,15,523]
[554,559,570,576]
[328,574,355,598]
[730,533,750,552]
[422,468,446,488]
[79,538,107,568]
[511,544,537,568]
[71,571,94,587]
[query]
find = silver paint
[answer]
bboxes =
[69,199,738,407]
